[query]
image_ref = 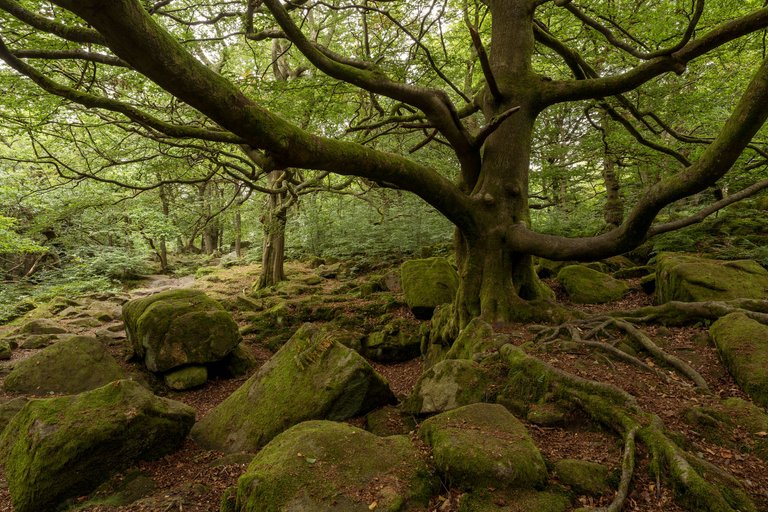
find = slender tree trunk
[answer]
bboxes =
[257,170,287,288]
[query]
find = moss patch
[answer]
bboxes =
[420,403,547,490]
[231,420,437,512]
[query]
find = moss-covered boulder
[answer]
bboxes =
[365,405,417,437]
[420,403,547,490]
[164,365,208,390]
[402,359,491,415]
[227,420,436,512]
[656,253,768,303]
[0,380,195,512]
[364,317,421,362]
[0,339,11,360]
[191,323,396,453]
[556,265,629,304]
[710,313,768,407]
[122,289,241,372]
[400,257,459,319]
[3,336,125,395]
[552,459,612,496]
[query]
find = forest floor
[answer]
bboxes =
[0,259,767,512]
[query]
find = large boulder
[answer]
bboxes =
[400,257,459,319]
[710,313,768,407]
[192,323,396,453]
[419,403,547,490]
[656,253,768,303]
[0,380,195,512]
[402,359,491,415]
[3,336,125,395]
[226,420,436,512]
[556,265,629,304]
[122,288,241,372]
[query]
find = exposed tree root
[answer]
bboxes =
[500,345,755,512]
[532,315,709,392]
[609,318,709,392]
[610,299,768,326]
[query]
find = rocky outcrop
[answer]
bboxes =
[3,336,125,395]
[122,288,241,373]
[556,265,629,304]
[224,420,436,512]
[191,323,395,453]
[0,380,195,512]
[656,253,768,303]
[400,257,459,319]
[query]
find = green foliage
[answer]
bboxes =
[0,216,46,255]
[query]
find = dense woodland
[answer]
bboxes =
[1,1,768,511]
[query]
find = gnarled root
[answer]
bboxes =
[532,316,710,392]
[501,345,753,512]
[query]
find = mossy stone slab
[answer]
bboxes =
[552,459,612,496]
[656,253,768,303]
[400,257,459,319]
[191,323,395,453]
[0,380,195,512]
[710,313,768,407]
[557,265,629,304]
[230,420,436,512]
[458,489,570,512]
[122,288,241,372]
[420,403,547,490]
[3,336,125,395]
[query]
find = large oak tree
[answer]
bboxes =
[2,0,768,330]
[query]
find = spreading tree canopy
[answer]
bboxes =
[1,0,768,330]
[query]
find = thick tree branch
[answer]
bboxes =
[259,0,481,177]
[44,0,476,232]
[648,178,768,236]
[510,56,768,259]
[0,0,105,44]
[0,37,243,144]
[541,7,768,106]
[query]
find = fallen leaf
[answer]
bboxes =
[368,501,377,510]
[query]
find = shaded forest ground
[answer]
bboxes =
[0,257,767,512]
